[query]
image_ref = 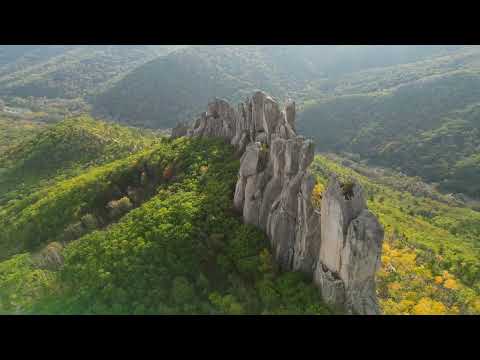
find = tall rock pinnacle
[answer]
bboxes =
[173,91,384,314]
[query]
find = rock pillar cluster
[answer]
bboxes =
[172,91,384,314]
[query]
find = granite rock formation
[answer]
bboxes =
[175,91,384,314]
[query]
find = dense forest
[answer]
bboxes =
[4,45,479,199]
[311,155,480,314]
[1,45,480,315]
[0,118,332,314]
[0,115,46,153]
[298,46,480,198]
[0,117,478,314]
[93,45,462,128]
[0,45,185,99]
[93,45,306,128]
[90,45,480,197]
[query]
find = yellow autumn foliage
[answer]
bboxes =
[412,297,447,315]
[471,298,480,313]
[443,278,459,290]
[450,306,460,315]
[398,300,415,314]
[388,282,401,291]
[381,299,414,315]
[311,182,324,208]
[377,240,474,315]
[442,270,454,280]
[379,241,417,276]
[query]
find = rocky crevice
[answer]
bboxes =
[173,91,384,314]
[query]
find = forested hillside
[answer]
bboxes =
[0,117,159,208]
[1,46,480,315]
[0,117,478,314]
[93,45,461,128]
[312,155,480,314]
[0,45,184,99]
[93,45,306,128]
[299,46,480,198]
[0,116,46,154]
[0,118,332,315]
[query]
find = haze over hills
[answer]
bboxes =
[93,45,463,128]
[298,46,480,198]
[2,45,480,198]
[0,45,185,99]
[90,45,480,198]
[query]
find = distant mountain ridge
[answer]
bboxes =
[3,45,479,198]
[93,45,463,128]
[0,45,185,99]
[298,47,480,198]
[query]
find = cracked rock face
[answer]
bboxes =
[315,176,383,314]
[175,91,384,314]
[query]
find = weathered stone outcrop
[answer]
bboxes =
[175,91,384,314]
[314,176,383,314]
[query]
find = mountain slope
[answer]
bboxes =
[0,116,158,206]
[0,116,47,154]
[298,46,480,198]
[312,154,480,314]
[0,116,478,314]
[0,124,332,315]
[93,45,463,129]
[0,45,184,99]
[93,45,302,128]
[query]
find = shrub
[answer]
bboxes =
[36,242,64,270]
[81,213,99,231]
[341,180,355,200]
[63,222,86,242]
[107,196,133,219]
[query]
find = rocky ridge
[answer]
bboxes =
[172,91,384,314]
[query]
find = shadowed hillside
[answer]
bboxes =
[298,46,480,198]
[93,45,462,128]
